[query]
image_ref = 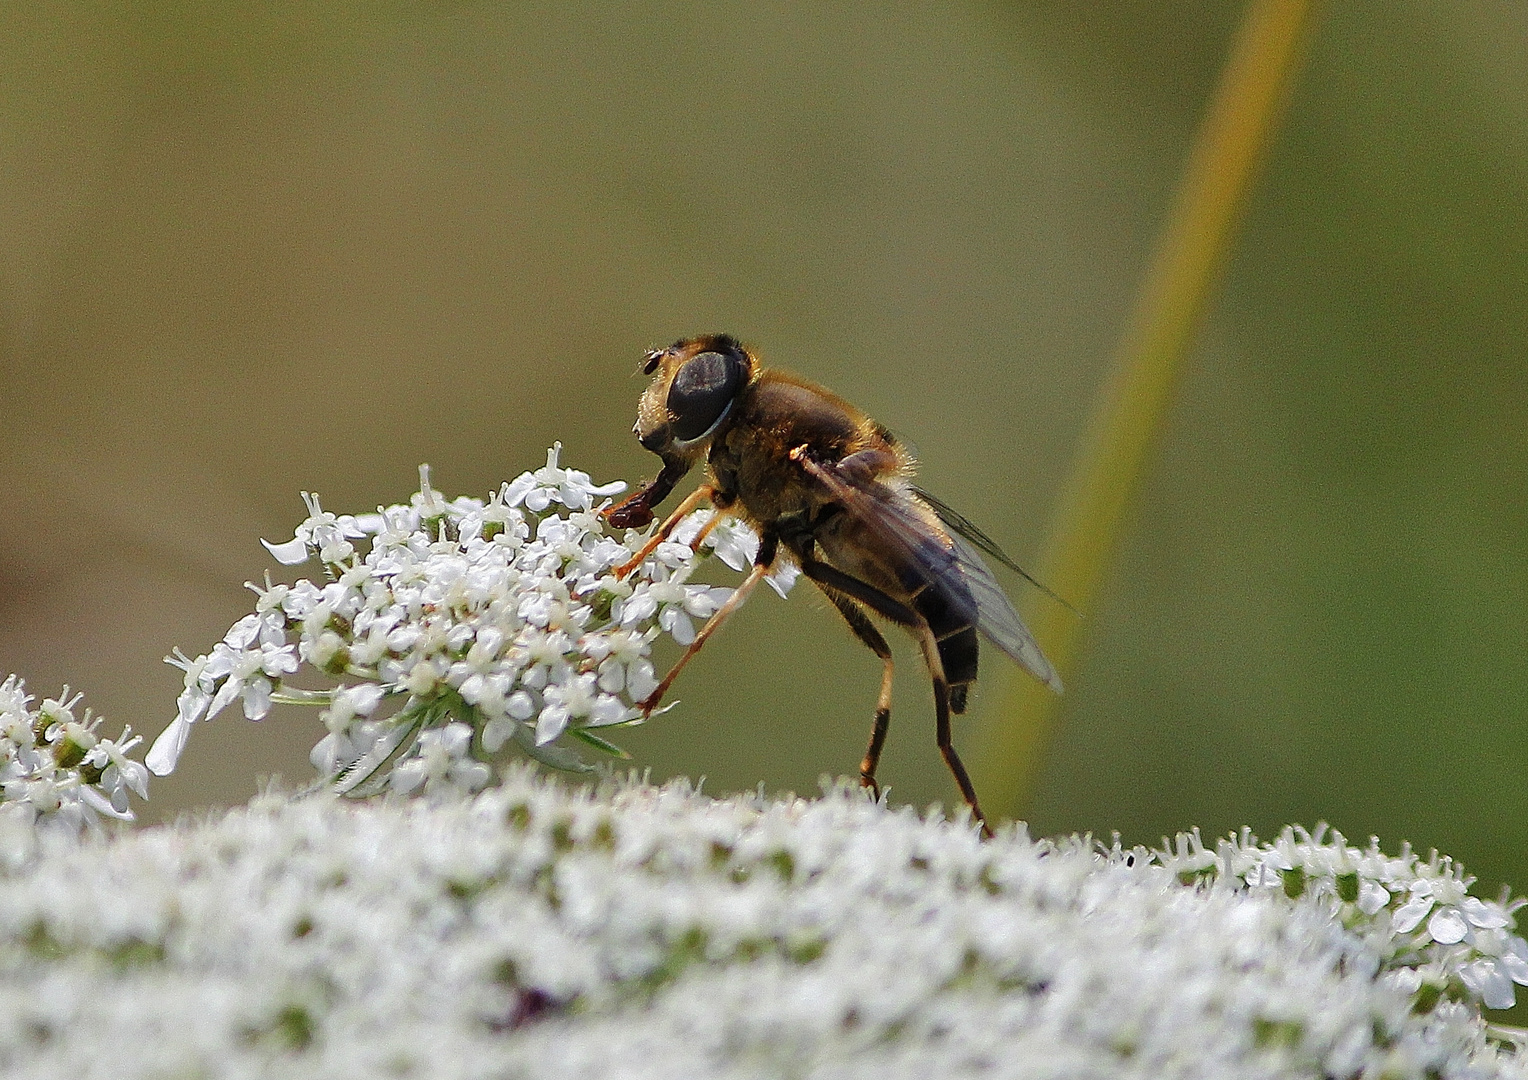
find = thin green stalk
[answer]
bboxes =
[974,0,1318,818]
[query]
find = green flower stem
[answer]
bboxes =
[974,0,1318,817]
[270,687,337,706]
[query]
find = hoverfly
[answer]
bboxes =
[604,334,1062,838]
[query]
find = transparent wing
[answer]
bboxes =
[941,528,1062,692]
[912,485,1073,612]
[799,458,1062,691]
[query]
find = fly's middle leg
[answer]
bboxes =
[638,528,780,716]
[816,585,895,798]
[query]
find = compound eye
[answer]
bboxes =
[667,350,743,443]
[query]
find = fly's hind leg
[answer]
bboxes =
[798,558,992,837]
[915,621,994,840]
[814,584,894,798]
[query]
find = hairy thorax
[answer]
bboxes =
[711,372,896,526]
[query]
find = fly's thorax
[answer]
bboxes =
[736,374,865,459]
[719,443,812,528]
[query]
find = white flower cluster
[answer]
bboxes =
[1153,823,1528,1012]
[0,676,148,831]
[0,774,1524,1080]
[145,447,788,795]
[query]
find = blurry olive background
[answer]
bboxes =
[2,2,1525,893]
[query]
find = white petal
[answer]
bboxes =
[262,536,312,565]
[117,759,150,799]
[621,593,658,625]
[241,678,274,721]
[390,760,426,794]
[1461,896,1511,929]
[1392,894,1434,934]
[597,660,625,693]
[205,676,242,722]
[451,760,492,792]
[457,673,487,704]
[536,705,570,746]
[103,773,131,813]
[309,732,351,774]
[765,560,800,598]
[347,683,384,716]
[626,661,659,702]
[201,644,238,680]
[257,615,287,649]
[1460,959,1516,1010]
[663,609,695,646]
[709,520,758,571]
[438,722,473,755]
[1386,967,1423,996]
[1357,880,1390,916]
[671,510,710,546]
[223,614,263,650]
[79,784,132,821]
[1501,949,1528,986]
[588,694,631,727]
[559,481,592,511]
[502,473,537,507]
[175,685,211,725]
[1428,906,1469,944]
[482,717,517,753]
[145,718,192,776]
[263,643,300,675]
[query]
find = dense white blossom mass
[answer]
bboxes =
[0,677,148,830]
[146,446,789,794]
[0,772,1525,1079]
[3,450,1526,1079]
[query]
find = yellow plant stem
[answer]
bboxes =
[976,0,1317,819]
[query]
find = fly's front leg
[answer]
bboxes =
[605,458,686,530]
[609,484,715,580]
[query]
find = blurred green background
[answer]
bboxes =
[2,2,1525,898]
